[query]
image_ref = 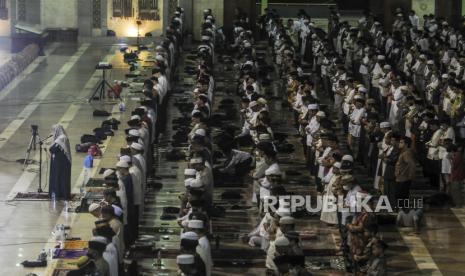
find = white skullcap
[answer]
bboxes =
[128,129,140,137]
[188,220,204,229]
[311,34,317,39]
[279,216,295,225]
[249,101,258,108]
[184,168,197,176]
[156,45,163,50]
[130,115,141,121]
[119,155,131,164]
[189,158,203,164]
[358,87,368,93]
[380,121,391,128]
[181,231,199,241]
[307,104,319,110]
[156,55,165,61]
[203,9,209,13]
[259,133,271,141]
[177,254,195,264]
[91,236,108,245]
[419,54,426,59]
[274,236,290,247]
[354,95,365,100]
[112,205,123,216]
[316,111,326,117]
[207,15,213,19]
[303,19,309,23]
[377,55,385,60]
[184,178,196,188]
[383,64,391,70]
[194,129,206,136]
[427,60,434,65]
[116,160,129,168]
[103,169,115,178]
[88,203,100,213]
[333,162,341,169]
[130,143,143,151]
[139,106,148,111]
[257,98,267,105]
[201,36,210,41]
[244,42,252,48]
[442,74,449,79]
[342,155,354,163]
[265,166,281,176]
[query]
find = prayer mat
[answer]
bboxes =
[13,192,49,200]
[52,269,72,276]
[13,193,78,201]
[64,240,88,250]
[53,249,88,259]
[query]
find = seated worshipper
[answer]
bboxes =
[177,254,204,276]
[190,157,213,207]
[87,236,110,276]
[67,256,98,276]
[115,161,135,246]
[214,140,253,180]
[258,166,283,214]
[266,236,292,272]
[396,207,424,234]
[252,142,276,204]
[49,124,72,200]
[188,220,213,276]
[100,205,124,264]
[93,222,118,276]
[364,239,388,276]
[180,232,207,276]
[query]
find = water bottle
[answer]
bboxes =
[51,192,56,202]
[39,249,47,261]
[157,250,162,267]
[119,100,126,113]
[64,201,69,213]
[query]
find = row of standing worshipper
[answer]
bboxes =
[219,15,316,276]
[174,8,219,276]
[65,7,186,276]
[320,8,465,204]
[261,9,391,275]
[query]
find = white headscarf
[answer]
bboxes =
[51,124,71,162]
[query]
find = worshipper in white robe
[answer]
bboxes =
[321,162,341,225]
[188,220,212,276]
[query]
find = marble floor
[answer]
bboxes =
[0,40,464,276]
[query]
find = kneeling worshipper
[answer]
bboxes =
[49,124,72,200]
[177,254,204,276]
[87,236,110,276]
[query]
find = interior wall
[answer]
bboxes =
[41,0,78,29]
[106,0,163,37]
[0,0,10,36]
